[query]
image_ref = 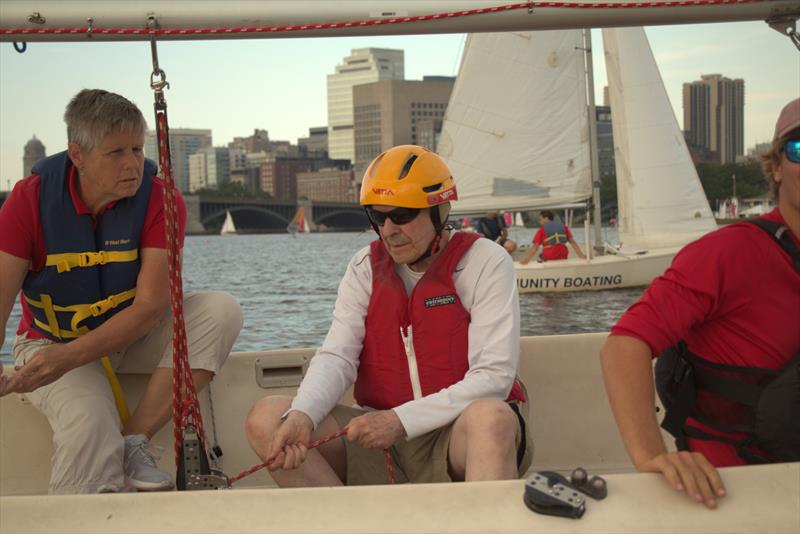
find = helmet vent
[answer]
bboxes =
[369,154,385,179]
[423,183,443,193]
[398,155,418,180]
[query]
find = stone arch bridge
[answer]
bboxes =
[189,195,368,234]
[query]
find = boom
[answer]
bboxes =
[1,1,799,42]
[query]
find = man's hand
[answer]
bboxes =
[0,343,77,396]
[0,361,9,397]
[639,451,726,509]
[346,410,406,449]
[266,410,313,472]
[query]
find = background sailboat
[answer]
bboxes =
[603,27,716,252]
[439,27,717,293]
[287,206,312,235]
[220,209,237,236]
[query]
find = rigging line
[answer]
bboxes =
[147,34,207,472]
[451,34,467,77]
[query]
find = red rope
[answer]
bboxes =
[0,0,768,38]
[155,110,206,466]
[227,428,396,486]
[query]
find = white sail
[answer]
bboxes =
[603,27,716,250]
[439,30,591,215]
[220,209,237,235]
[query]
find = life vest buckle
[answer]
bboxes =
[79,251,107,267]
[89,294,118,317]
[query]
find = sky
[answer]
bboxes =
[1,20,798,191]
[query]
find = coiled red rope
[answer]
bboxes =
[155,105,207,467]
[227,428,395,486]
[0,0,768,38]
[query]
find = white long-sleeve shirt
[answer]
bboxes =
[290,233,520,439]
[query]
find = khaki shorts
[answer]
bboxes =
[331,400,533,486]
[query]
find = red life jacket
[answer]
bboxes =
[354,232,526,410]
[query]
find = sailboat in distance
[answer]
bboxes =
[287,205,312,235]
[220,209,237,236]
[439,27,716,293]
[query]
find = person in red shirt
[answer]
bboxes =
[0,89,242,494]
[600,98,800,509]
[519,210,586,264]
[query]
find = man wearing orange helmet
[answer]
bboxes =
[246,145,532,486]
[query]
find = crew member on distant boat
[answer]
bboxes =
[246,145,532,486]
[519,211,586,264]
[599,98,800,509]
[476,211,517,254]
[0,89,243,494]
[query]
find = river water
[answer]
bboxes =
[2,227,644,359]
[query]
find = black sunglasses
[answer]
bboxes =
[366,206,422,227]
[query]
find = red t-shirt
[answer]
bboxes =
[533,225,574,261]
[0,165,187,339]
[611,208,800,466]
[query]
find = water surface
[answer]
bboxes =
[2,229,642,360]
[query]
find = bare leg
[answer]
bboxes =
[448,399,519,481]
[245,395,346,487]
[122,367,213,439]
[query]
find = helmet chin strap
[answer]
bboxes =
[408,204,450,268]
[408,232,442,268]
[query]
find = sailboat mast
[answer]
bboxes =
[583,29,604,256]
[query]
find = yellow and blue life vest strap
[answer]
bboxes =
[46,249,139,274]
[544,232,566,247]
[25,289,137,339]
[69,288,137,333]
[25,293,63,339]
[100,356,130,426]
[30,318,85,339]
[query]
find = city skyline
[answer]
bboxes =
[1,21,798,191]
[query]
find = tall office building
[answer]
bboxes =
[352,76,455,178]
[327,48,404,163]
[23,135,46,176]
[682,74,744,164]
[297,168,357,203]
[595,106,615,177]
[188,146,230,192]
[145,128,213,192]
[298,127,329,156]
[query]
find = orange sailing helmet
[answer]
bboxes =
[359,145,458,208]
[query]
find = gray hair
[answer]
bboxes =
[64,89,147,152]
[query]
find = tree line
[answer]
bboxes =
[600,160,770,213]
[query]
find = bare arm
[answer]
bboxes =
[0,252,30,394]
[568,238,586,259]
[600,334,725,509]
[519,243,541,265]
[2,247,171,395]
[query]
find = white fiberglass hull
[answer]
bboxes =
[514,247,676,293]
[2,463,798,534]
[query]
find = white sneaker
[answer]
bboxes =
[123,434,174,491]
[97,483,137,494]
